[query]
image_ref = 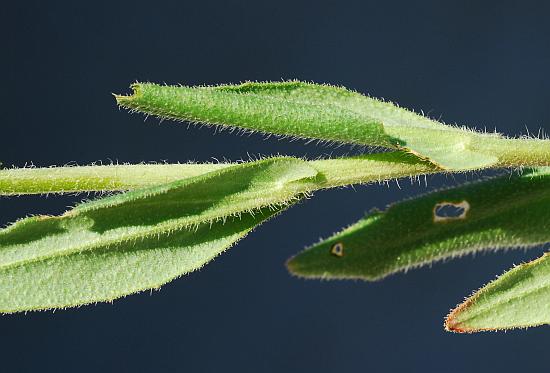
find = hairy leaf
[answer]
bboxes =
[446,252,550,332]
[0,157,317,312]
[115,81,395,148]
[116,81,550,170]
[287,167,550,280]
[0,207,285,312]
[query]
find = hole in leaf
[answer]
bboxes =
[330,242,344,257]
[433,201,470,222]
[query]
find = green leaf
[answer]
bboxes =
[446,252,550,333]
[0,157,317,312]
[0,153,438,312]
[115,81,394,147]
[0,207,285,313]
[115,81,550,170]
[287,167,550,280]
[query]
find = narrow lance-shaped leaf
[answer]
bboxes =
[0,157,318,312]
[115,81,550,170]
[115,81,395,148]
[287,167,550,280]
[446,252,550,333]
[0,206,286,313]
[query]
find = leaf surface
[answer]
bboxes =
[116,81,394,147]
[287,167,550,280]
[446,252,550,332]
[116,81,550,170]
[0,157,317,312]
[0,208,285,312]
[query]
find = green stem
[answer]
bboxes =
[309,152,435,188]
[0,152,437,195]
[0,164,228,195]
[471,136,550,167]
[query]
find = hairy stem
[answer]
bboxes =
[470,136,550,167]
[0,164,228,195]
[0,152,436,195]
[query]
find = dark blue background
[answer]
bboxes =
[1,1,549,372]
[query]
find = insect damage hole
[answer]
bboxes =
[330,242,344,257]
[433,200,470,223]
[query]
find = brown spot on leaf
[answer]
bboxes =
[330,242,344,257]
[433,200,470,223]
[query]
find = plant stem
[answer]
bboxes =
[0,152,437,195]
[470,136,550,167]
[309,152,436,188]
[0,164,229,195]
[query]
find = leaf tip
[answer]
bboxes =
[444,296,490,334]
[284,251,322,279]
[114,83,143,107]
[284,254,301,276]
[444,305,473,333]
